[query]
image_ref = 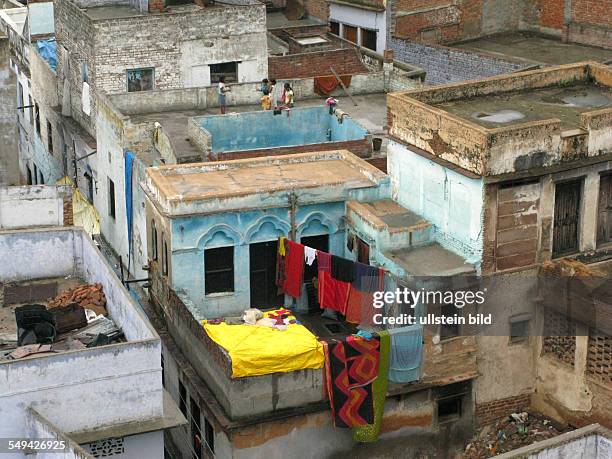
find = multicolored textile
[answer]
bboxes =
[353,330,389,442]
[324,335,380,428]
[388,325,423,383]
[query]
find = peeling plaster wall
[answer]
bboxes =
[0,37,17,185]
[0,185,71,229]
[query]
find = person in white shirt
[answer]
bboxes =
[218,76,231,114]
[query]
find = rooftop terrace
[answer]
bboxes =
[435,82,611,130]
[456,32,612,66]
[388,62,612,177]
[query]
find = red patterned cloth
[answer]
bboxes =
[324,335,380,428]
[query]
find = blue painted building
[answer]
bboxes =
[143,150,390,319]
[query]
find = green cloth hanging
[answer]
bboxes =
[352,330,390,442]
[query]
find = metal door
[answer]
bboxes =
[553,180,582,256]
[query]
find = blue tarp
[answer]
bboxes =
[125,151,135,263]
[36,39,57,71]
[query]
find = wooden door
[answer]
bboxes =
[597,174,612,245]
[553,180,582,257]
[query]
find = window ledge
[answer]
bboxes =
[205,292,235,298]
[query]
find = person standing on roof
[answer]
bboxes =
[218,76,231,115]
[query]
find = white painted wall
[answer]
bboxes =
[82,431,163,459]
[0,185,70,229]
[329,3,387,53]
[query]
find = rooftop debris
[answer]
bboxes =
[463,412,572,458]
[47,283,107,316]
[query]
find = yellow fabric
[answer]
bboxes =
[57,177,100,236]
[203,310,324,378]
[278,237,286,256]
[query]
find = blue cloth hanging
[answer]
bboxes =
[388,325,423,383]
[124,151,135,260]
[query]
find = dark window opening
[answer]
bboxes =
[35,103,41,136]
[205,246,234,294]
[162,237,169,276]
[33,164,38,185]
[210,62,238,83]
[151,221,158,261]
[437,396,462,423]
[108,178,116,219]
[127,68,154,92]
[47,121,53,154]
[330,21,340,36]
[249,241,284,308]
[178,379,187,416]
[190,397,202,459]
[510,315,530,344]
[84,172,94,204]
[356,236,370,264]
[39,172,44,185]
[361,28,377,51]
[17,82,24,111]
[26,165,32,185]
[161,353,165,388]
[440,303,460,340]
[301,234,329,283]
[204,417,215,455]
[28,95,33,125]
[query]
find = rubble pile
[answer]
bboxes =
[462,412,571,458]
[47,283,107,315]
[540,258,606,277]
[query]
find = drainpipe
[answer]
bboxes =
[288,191,298,241]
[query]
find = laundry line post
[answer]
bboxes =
[288,191,298,242]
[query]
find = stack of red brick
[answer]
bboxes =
[47,283,107,316]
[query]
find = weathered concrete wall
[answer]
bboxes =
[0,37,17,186]
[0,185,72,229]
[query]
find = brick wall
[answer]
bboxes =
[475,394,531,426]
[269,48,368,79]
[389,39,526,85]
[301,0,329,22]
[63,196,74,226]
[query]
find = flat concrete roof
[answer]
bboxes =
[386,243,474,276]
[435,82,612,130]
[456,32,612,66]
[266,11,325,29]
[146,150,381,204]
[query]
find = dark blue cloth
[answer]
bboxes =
[352,262,379,292]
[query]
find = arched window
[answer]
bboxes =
[151,220,158,261]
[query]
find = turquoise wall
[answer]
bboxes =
[197,106,368,153]
[387,140,484,265]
